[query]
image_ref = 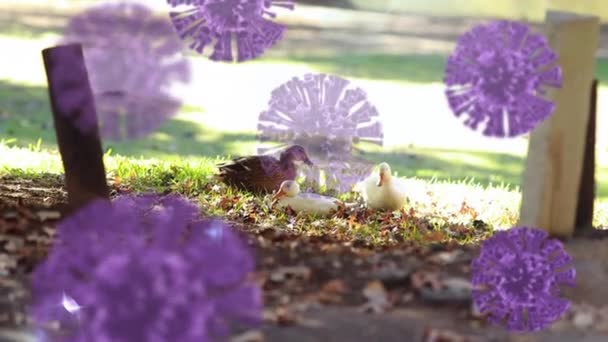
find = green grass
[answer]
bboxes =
[0,79,259,159]
[353,0,608,21]
[267,54,447,83]
[0,142,506,245]
[3,3,608,236]
[2,75,608,206]
[272,54,608,85]
[5,72,608,207]
[0,77,524,186]
[2,141,608,234]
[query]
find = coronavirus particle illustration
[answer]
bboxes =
[167,0,295,62]
[471,226,576,332]
[257,73,384,192]
[30,194,260,342]
[444,20,562,137]
[61,2,191,140]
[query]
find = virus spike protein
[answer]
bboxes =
[470,226,576,332]
[444,20,562,137]
[167,0,294,62]
[256,73,383,192]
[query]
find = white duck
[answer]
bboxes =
[271,180,342,216]
[354,162,408,211]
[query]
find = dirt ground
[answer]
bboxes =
[2,175,608,342]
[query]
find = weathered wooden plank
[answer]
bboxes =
[42,44,110,212]
[519,11,600,237]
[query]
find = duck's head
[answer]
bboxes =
[377,162,391,187]
[271,180,300,206]
[282,145,314,166]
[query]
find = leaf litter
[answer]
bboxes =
[1,174,608,341]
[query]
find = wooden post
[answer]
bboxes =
[42,44,110,212]
[518,11,600,238]
[575,79,598,231]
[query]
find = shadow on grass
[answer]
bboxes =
[280,53,447,83]
[280,53,608,84]
[0,80,56,145]
[595,167,608,202]
[594,58,608,84]
[0,7,71,38]
[103,117,259,160]
[0,79,258,160]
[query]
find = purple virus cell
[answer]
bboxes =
[30,194,260,342]
[257,73,383,192]
[444,20,562,137]
[167,0,295,62]
[471,227,576,332]
[61,2,191,140]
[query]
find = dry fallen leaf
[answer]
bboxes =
[423,231,447,243]
[322,279,347,293]
[593,306,608,333]
[0,253,18,276]
[459,201,478,220]
[401,292,415,304]
[269,265,311,283]
[248,271,268,288]
[2,236,24,253]
[230,330,264,342]
[318,279,348,304]
[36,210,61,222]
[572,309,595,329]
[275,307,297,326]
[420,277,472,304]
[372,261,411,288]
[429,250,464,264]
[359,280,391,314]
[423,327,480,342]
[410,270,442,291]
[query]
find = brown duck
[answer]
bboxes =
[216,145,313,193]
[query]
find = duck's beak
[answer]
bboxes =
[377,173,385,187]
[304,157,314,166]
[271,190,285,206]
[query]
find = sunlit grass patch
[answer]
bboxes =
[400,177,521,230]
[594,200,608,228]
